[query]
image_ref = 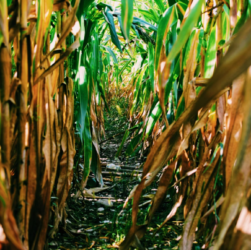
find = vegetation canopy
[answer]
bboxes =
[0,0,251,249]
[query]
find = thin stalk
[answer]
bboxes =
[0,46,11,187]
[16,1,29,243]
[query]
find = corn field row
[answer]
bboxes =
[1,0,251,249]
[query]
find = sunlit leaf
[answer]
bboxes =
[104,10,122,52]
[121,0,134,40]
[167,0,204,63]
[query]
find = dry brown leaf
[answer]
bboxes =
[0,176,23,250]
[202,196,225,218]
[156,45,170,127]
[214,66,251,250]
[130,160,178,244]
[26,109,38,248]
[56,77,75,210]
[157,193,184,232]
[56,128,75,210]
[177,107,210,156]
[149,160,177,220]
[38,0,80,68]
[179,149,220,250]
[34,40,80,85]
[121,18,251,249]
[119,133,180,249]
[227,194,251,250]
[223,74,245,191]
[183,30,199,109]
[0,46,11,182]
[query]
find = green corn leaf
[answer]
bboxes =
[121,0,134,40]
[115,64,119,86]
[155,5,176,71]
[126,130,144,156]
[116,130,130,157]
[79,15,85,47]
[92,32,99,84]
[148,43,155,92]
[233,7,248,35]
[145,102,162,139]
[98,81,110,112]
[149,8,160,23]
[143,78,151,105]
[167,0,204,63]
[154,0,165,13]
[91,144,104,187]
[132,24,140,38]
[104,10,122,52]
[82,114,92,186]
[204,26,216,78]
[182,29,196,69]
[165,57,180,105]
[118,59,132,77]
[222,9,230,43]
[176,1,187,17]
[130,65,147,116]
[101,45,118,64]
[138,9,158,24]
[82,19,94,51]
[77,0,95,20]
[97,2,113,11]
[99,50,103,77]
[117,15,127,39]
[132,16,158,31]
[168,0,177,7]
[78,55,89,142]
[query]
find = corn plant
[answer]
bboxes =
[0,0,163,249]
[116,0,251,250]
[1,0,251,249]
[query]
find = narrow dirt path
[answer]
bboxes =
[48,98,180,250]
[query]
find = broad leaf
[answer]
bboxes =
[154,0,165,12]
[121,0,134,40]
[167,0,204,62]
[104,10,122,52]
[101,45,118,64]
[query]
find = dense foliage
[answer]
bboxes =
[1,0,251,249]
